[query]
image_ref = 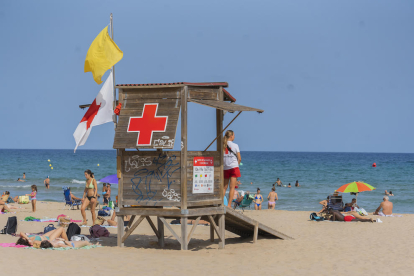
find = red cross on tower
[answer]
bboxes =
[127,103,168,146]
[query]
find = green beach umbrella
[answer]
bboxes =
[336,181,376,203]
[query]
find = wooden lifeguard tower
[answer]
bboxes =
[113,82,292,250]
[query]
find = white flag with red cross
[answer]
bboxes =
[73,72,113,152]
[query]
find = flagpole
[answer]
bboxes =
[110,13,117,129]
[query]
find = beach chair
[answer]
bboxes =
[234,194,253,212]
[327,194,344,211]
[63,187,82,210]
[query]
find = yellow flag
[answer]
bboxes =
[84,26,123,84]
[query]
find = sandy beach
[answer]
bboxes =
[0,201,412,275]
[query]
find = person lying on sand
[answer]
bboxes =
[329,209,375,222]
[16,227,68,247]
[39,239,99,249]
[97,212,130,227]
[373,196,393,216]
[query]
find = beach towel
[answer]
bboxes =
[0,243,27,248]
[24,216,40,222]
[25,245,102,250]
[377,211,402,217]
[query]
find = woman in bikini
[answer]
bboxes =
[223,130,242,208]
[39,239,99,249]
[81,169,98,226]
[267,187,278,210]
[15,227,68,247]
[254,188,263,210]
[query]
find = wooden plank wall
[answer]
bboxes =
[113,88,181,149]
[188,86,220,101]
[122,150,221,207]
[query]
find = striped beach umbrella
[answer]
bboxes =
[336,181,376,193]
[337,181,375,203]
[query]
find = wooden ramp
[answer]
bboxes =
[221,207,294,240]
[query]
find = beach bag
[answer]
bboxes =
[18,196,30,204]
[108,201,115,209]
[89,225,109,238]
[98,210,110,216]
[358,208,368,216]
[66,223,81,240]
[0,216,17,234]
[44,224,56,234]
[310,212,324,221]
[70,234,90,242]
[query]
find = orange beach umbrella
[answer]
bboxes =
[336,181,376,193]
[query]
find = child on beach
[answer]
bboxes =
[26,185,37,212]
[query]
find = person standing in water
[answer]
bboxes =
[23,173,26,180]
[275,178,282,187]
[81,170,98,225]
[223,130,241,208]
[44,176,50,189]
[295,180,300,187]
[267,187,278,210]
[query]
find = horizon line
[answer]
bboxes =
[1,148,413,154]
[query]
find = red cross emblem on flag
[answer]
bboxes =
[127,103,168,146]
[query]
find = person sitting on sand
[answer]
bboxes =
[16,227,69,247]
[344,198,359,212]
[373,196,393,216]
[40,239,99,249]
[0,199,11,213]
[317,197,329,214]
[267,187,278,210]
[329,209,375,222]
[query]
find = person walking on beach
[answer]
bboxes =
[267,187,278,210]
[223,130,241,208]
[81,170,98,225]
[44,176,50,189]
[26,185,37,212]
[254,188,263,210]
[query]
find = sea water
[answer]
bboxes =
[0,149,412,213]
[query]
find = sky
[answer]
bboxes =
[1,0,413,153]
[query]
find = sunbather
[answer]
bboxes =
[97,212,130,227]
[39,239,99,249]
[373,196,393,216]
[317,197,329,214]
[16,227,68,247]
[329,209,375,222]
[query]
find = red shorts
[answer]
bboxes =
[344,216,356,222]
[224,167,241,179]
